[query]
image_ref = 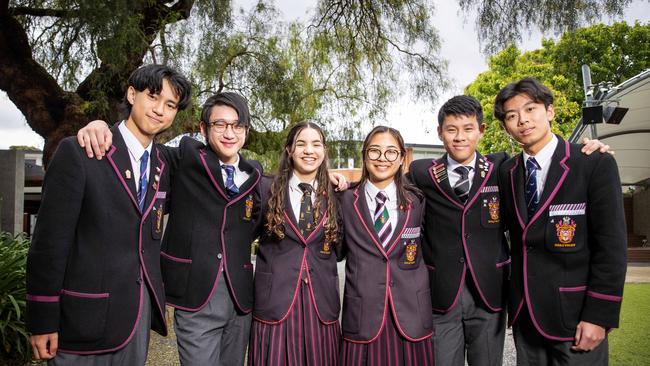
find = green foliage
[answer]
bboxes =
[0,232,30,363]
[465,21,650,155]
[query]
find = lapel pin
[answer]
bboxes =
[125,170,131,179]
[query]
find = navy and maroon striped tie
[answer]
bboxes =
[374,191,392,248]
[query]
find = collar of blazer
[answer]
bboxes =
[352,183,410,257]
[106,126,165,217]
[198,148,261,202]
[509,135,571,229]
[428,153,494,210]
[283,185,329,246]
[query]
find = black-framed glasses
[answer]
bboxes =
[206,119,247,134]
[366,148,400,162]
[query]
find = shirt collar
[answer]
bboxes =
[118,121,152,162]
[523,134,558,167]
[289,173,318,193]
[446,153,476,171]
[219,154,240,169]
[365,180,397,202]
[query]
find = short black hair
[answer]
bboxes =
[200,92,251,128]
[494,77,554,122]
[437,95,484,126]
[122,64,192,117]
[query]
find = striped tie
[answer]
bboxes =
[525,157,541,219]
[374,191,392,248]
[297,183,314,236]
[453,166,471,205]
[222,164,239,197]
[137,150,149,212]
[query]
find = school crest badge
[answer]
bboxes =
[404,240,417,265]
[320,241,331,255]
[555,216,576,244]
[244,195,253,221]
[488,196,500,223]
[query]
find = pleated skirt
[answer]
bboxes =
[340,311,434,366]
[249,280,341,366]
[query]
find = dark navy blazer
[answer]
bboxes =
[338,184,433,343]
[499,137,627,340]
[27,128,169,353]
[160,136,263,313]
[409,152,510,313]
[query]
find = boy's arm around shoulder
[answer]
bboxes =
[581,152,627,329]
[26,138,87,335]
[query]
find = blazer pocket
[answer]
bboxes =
[160,252,192,297]
[254,271,273,309]
[342,294,363,334]
[59,290,110,343]
[397,239,421,270]
[545,210,586,253]
[480,192,501,228]
[558,286,587,330]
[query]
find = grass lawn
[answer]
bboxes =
[609,283,650,365]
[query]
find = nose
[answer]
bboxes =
[453,130,466,142]
[153,101,164,116]
[223,124,235,138]
[518,111,529,125]
[304,143,314,154]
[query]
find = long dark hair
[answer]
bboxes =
[360,126,421,209]
[265,122,340,244]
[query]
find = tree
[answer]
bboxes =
[0,0,636,166]
[465,21,650,155]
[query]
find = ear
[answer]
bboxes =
[546,104,555,123]
[126,86,136,105]
[437,125,443,138]
[199,121,207,137]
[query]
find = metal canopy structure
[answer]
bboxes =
[570,69,650,186]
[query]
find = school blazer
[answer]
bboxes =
[26,128,169,354]
[252,177,341,324]
[338,185,433,343]
[159,136,263,313]
[499,136,627,340]
[409,153,510,313]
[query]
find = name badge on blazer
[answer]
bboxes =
[401,227,420,239]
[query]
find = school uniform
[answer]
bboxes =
[338,182,434,366]
[26,124,169,364]
[249,175,342,366]
[159,136,263,365]
[408,152,510,366]
[499,135,627,365]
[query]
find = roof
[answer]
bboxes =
[570,69,650,186]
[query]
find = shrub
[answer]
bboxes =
[0,232,30,363]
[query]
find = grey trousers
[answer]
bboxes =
[431,281,506,366]
[174,274,252,366]
[49,286,152,366]
[513,309,608,366]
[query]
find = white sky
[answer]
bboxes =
[1,0,649,149]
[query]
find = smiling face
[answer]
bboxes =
[200,104,247,164]
[124,78,180,147]
[289,127,325,182]
[501,93,555,155]
[438,114,484,165]
[364,132,403,189]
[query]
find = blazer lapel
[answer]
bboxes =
[141,145,165,216]
[465,153,491,207]
[352,185,387,255]
[529,137,571,225]
[106,128,139,212]
[283,185,329,245]
[198,148,229,200]
[508,154,528,229]
[428,156,464,209]
[385,204,410,255]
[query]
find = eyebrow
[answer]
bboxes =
[368,144,398,149]
[505,100,536,114]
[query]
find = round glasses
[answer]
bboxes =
[206,120,247,134]
[366,148,400,162]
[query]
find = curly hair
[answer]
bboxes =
[265,122,340,245]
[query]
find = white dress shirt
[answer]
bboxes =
[365,181,398,240]
[447,153,477,190]
[523,134,558,197]
[118,121,152,192]
[288,174,317,221]
[219,154,250,188]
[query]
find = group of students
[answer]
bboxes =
[25,63,627,366]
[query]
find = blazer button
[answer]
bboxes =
[136,278,142,284]
[389,280,395,287]
[382,258,388,263]
[459,257,465,263]
[217,253,223,259]
[464,233,470,239]
[141,249,145,254]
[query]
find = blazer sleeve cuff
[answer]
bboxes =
[26,297,60,335]
[581,292,622,329]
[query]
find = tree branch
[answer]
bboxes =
[9,6,77,18]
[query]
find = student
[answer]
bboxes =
[339,126,433,366]
[495,77,627,365]
[26,64,191,365]
[408,96,509,366]
[249,122,342,365]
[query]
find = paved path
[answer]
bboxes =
[145,263,650,365]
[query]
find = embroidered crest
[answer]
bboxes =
[487,196,500,223]
[155,204,163,234]
[320,241,332,255]
[555,216,577,247]
[244,195,253,221]
[404,240,417,265]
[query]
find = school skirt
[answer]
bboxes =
[249,279,341,366]
[340,311,434,366]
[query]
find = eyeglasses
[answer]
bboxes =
[206,119,247,134]
[366,148,400,162]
